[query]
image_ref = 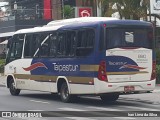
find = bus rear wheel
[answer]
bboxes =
[9,79,20,96]
[60,82,77,103]
[100,93,119,102]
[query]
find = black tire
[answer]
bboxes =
[100,93,119,102]
[60,82,77,103]
[9,79,20,96]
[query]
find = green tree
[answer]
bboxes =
[63,5,74,19]
[99,0,150,20]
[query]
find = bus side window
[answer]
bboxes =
[12,35,24,58]
[6,34,24,63]
[49,32,57,57]
[33,34,41,57]
[24,34,33,57]
[66,31,76,57]
[33,33,49,57]
[57,32,66,57]
[87,30,94,47]
[76,29,95,56]
[39,33,50,57]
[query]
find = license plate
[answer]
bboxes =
[124,86,135,92]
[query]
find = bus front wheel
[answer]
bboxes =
[60,82,77,103]
[9,79,20,96]
[100,93,119,102]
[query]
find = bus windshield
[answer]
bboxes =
[106,28,153,49]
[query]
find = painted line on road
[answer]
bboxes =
[87,106,122,111]
[19,117,46,120]
[30,100,50,104]
[61,107,136,119]
[27,110,45,111]
[87,107,136,119]
[118,105,159,111]
[113,117,136,120]
[152,89,160,93]
[59,107,87,111]
[65,117,96,120]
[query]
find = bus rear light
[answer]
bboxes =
[147,84,151,86]
[150,60,156,80]
[98,61,108,81]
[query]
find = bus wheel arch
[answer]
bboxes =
[57,78,77,103]
[57,78,70,94]
[7,75,14,88]
[7,75,20,96]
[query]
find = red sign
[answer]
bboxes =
[44,0,52,20]
[78,7,92,17]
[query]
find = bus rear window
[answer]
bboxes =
[106,28,153,49]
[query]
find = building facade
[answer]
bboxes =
[0,0,53,43]
[0,0,98,43]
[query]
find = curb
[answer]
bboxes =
[0,84,5,87]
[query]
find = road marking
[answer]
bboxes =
[152,89,160,93]
[65,117,96,120]
[30,100,50,104]
[87,106,122,111]
[59,108,87,111]
[27,110,44,111]
[60,107,136,119]
[113,117,136,120]
[21,118,46,120]
[118,105,159,111]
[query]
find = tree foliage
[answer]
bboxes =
[99,0,150,20]
[63,5,74,19]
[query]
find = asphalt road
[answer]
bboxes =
[0,85,160,120]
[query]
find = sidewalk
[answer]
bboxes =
[0,75,6,87]
[154,84,160,93]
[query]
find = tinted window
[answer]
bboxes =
[49,32,57,57]
[57,32,66,57]
[76,29,95,56]
[106,28,153,49]
[6,34,24,63]
[39,34,50,57]
[66,31,76,56]
[24,34,33,57]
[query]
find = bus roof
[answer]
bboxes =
[47,17,118,26]
[14,25,64,35]
[14,17,152,35]
[14,17,118,35]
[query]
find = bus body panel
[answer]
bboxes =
[5,59,52,92]
[4,18,155,97]
[31,57,95,94]
[106,48,152,83]
[5,57,96,94]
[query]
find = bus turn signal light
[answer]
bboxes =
[98,61,108,81]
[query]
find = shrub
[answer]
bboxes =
[156,65,160,84]
[0,59,5,73]
[156,49,160,65]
